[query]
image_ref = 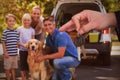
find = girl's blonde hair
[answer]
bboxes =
[22,13,32,21]
[5,14,16,22]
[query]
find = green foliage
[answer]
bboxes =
[43,1,54,17]
[102,0,120,12]
[0,0,56,42]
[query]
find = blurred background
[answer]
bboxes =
[0,0,120,42]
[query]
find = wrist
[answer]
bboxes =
[4,52,8,55]
[44,55,49,60]
[4,50,7,53]
[105,13,117,28]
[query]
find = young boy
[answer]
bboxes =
[17,13,35,80]
[1,14,19,80]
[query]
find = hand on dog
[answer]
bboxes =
[23,44,28,48]
[35,55,45,62]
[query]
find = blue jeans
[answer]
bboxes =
[52,56,80,80]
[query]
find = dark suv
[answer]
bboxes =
[51,0,111,66]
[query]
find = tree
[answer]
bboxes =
[102,0,120,12]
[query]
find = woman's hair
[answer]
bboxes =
[43,16,55,24]
[31,6,41,13]
[5,14,16,22]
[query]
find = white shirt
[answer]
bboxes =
[17,26,35,51]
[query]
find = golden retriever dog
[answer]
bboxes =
[27,39,76,80]
[27,39,53,80]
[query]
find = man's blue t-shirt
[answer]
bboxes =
[46,29,78,59]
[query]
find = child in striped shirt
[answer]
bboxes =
[1,14,19,80]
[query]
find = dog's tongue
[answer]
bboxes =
[31,50,35,54]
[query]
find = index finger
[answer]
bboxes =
[59,20,75,32]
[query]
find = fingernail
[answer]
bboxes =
[79,30,84,35]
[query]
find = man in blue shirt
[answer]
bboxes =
[35,17,80,80]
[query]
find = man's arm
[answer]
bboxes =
[35,47,66,62]
[115,11,120,41]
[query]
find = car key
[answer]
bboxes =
[74,34,85,61]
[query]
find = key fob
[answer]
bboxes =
[74,35,85,46]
